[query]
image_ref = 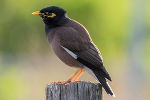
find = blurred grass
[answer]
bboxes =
[0,67,26,100]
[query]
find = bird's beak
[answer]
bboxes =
[32,11,41,15]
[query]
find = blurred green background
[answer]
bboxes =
[0,0,150,100]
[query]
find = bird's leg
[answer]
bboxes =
[73,69,85,81]
[52,69,84,84]
[66,69,81,83]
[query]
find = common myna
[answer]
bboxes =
[32,6,115,97]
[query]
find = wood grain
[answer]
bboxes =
[46,81,102,100]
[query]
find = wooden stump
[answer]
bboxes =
[46,81,102,100]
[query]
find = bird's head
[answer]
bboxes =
[32,6,67,25]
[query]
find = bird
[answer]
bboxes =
[32,6,115,97]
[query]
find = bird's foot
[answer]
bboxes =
[64,80,81,85]
[51,81,66,84]
[51,80,81,85]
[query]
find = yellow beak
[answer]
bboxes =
[32,11,41,15]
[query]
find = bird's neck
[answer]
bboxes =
[45,16,69,36]
[45,24,54,35]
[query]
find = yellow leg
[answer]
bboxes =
[73,69,85,81]
[67,69,81,83]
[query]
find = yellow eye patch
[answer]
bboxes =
[48,13,56,18]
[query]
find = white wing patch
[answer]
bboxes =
[61,46,77,59]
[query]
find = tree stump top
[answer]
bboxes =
[46,81,102,100]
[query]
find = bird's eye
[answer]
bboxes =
[45,12,49,15]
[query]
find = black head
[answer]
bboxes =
[32,6,67,26]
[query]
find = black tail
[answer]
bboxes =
[93,70,115,97]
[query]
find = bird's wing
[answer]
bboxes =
[54,27,111,81]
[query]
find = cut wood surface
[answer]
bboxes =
[46,81,102,100]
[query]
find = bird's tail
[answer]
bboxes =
[93,70,115,97]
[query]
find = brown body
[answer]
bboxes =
[47,19,92,68]
[47,18,111,79]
